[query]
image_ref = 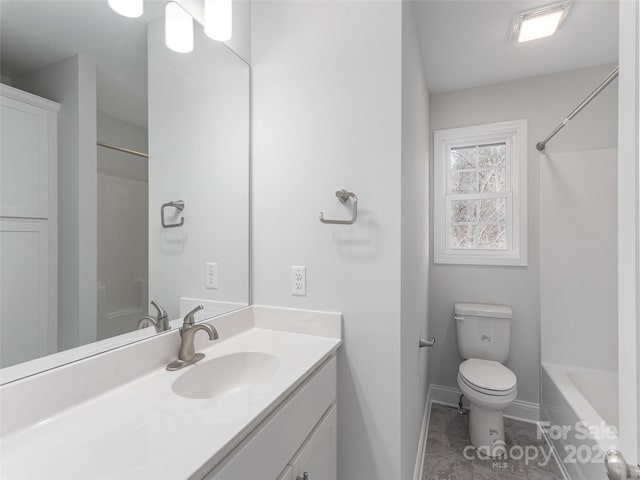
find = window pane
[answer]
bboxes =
[478,143,506,192]
[478,198,505,222]
[451,200,476,223]
[450,143,507,193]
[450,146,475,170]
[450,221,507,250]
[479,168,506,192]
[478,143,505,168]
[477,223,507,249]
[449,171,476,193]
[450,225,474,248]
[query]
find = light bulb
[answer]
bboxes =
[108,0,143,18]
[204,0,232,42]
[165,2,194,53]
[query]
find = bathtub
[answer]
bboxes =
[541,363,619,480]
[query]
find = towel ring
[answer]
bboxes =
[161,200,185,228]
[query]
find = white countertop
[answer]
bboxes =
[0,316,341,480]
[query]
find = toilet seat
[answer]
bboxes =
[458,358,517,396]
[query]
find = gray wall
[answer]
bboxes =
[252,2,405,478]
[148,19,250,320]
[16,55,98,350]
[400,2,430,478]
[429,63,618,404]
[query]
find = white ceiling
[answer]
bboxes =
[0,0,165,127]
[1,1,619,117]
[413,0,619,94]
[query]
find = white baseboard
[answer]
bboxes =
[427,384,541,424]
[413,389,432,480]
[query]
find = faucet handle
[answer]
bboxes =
[150,300,168,319]
[183,304,204,327]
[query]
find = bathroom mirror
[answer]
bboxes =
[0,0,250,382]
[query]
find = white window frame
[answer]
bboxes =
[433,120,528,266]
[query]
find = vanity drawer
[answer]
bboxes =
[201,355,337,480]
[288,404,337,480]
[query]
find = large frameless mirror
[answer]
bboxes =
[0,0,250,383]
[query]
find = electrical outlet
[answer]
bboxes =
[291,266,306,296]
[206,262,218,289]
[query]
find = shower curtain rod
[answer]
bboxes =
[97,141,149,158]
[536,65,619,152]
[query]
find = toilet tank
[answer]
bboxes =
[454,303,513,363]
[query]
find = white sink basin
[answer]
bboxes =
[171,352,280,400]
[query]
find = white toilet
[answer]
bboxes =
[454,302,517,458]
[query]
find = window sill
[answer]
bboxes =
[434,252,528,267]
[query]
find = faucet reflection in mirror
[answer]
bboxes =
[137,301,170,333]
[109,0,233,52]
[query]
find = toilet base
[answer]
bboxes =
[469,404,506,458]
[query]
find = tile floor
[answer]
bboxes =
[421,404,564,480]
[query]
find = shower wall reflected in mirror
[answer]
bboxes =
[0,0,250,379]
[97,119,149,341]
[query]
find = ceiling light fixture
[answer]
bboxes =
[204,0,232,42]
[165,2,194,53]
[108,0,143,18]
[512,2,571,43]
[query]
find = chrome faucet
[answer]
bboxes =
[166,305,219,371]
[137,300,170,333]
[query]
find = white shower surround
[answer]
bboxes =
[539,148,619,479]
[539,149,618,372]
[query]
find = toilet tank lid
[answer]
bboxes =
[454,303,513,319]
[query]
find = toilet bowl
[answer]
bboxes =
[457,358,517,457]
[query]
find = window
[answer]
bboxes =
[433,120,527,266]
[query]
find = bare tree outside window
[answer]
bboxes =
[448,143,507,249]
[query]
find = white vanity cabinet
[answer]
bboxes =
[0,84,59,368]
[276,405,337,480]
[203,356,337,480]
[287,404,337,480]
[0,309,342,480]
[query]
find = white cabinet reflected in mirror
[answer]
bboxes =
[0,0,250,382]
